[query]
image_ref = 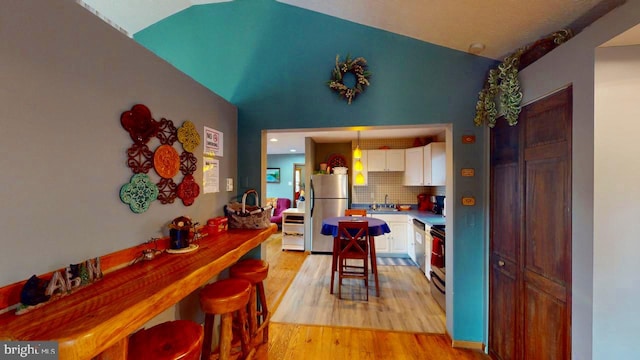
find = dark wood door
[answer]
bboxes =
[489,113,521,360]
[489,87,572,360]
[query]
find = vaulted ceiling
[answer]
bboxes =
[79,0,633,153]
[81,0,626,60]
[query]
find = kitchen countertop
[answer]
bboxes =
[351,204,445,226]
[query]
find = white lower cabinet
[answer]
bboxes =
[369,214,408,255]
[282,208,305,251]
[374,232,390,253]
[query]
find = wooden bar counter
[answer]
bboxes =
[0,225,276,360]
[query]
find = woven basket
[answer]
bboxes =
[224,190,273,229]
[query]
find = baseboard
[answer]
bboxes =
[452,340,485,351]
[445,330,486,352]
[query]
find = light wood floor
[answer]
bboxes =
[257,232,489,360]
[272,255,446,333]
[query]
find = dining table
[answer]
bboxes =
[321,216,391,297]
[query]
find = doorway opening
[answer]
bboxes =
[293,163,305,206]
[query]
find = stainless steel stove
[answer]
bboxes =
[429,225,445,312]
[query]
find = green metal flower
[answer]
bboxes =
[120,173,159,213]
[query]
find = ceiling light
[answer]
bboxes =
[289,149,297,152]
[269,137,278,142]
[468,43,486,55]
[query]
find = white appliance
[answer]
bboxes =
[310,174,348,252]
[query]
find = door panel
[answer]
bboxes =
[525,157,569,283]
[524,90,571,148]
[520,87,572,360]
[492,164,519,263]
[523,284,568,359]
[489,86,572,360]
[489,120,520,360]
[489,256,518,360]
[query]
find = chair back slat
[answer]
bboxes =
[338,221,369,255]
[345,209,367,217]
[334,220,370,300]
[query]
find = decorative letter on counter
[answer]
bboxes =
[17,257,103,315]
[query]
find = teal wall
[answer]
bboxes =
[135,0,496,342]
[266,154,305,201]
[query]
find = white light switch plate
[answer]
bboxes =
[226,178,233,191]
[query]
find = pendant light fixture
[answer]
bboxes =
[353,130,364,184]
[353,130,362,159]
[354,158,363,172]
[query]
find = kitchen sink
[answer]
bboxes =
[369,208,399,212]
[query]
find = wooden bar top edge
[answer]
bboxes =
[0,238,172,312]
[0,224,276,360]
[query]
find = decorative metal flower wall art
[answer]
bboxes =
[153,144,180,179]
[120,104,159,144]
[177,121,201,153]
[119,104,201,213]
[120,173,159,214]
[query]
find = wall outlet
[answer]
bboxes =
[226,178,233,191]
[370,192,375,199]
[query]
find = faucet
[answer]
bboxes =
[384,194,389,206]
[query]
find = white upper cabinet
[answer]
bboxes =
[423,142,446,186]
[404,146,424,185]
[368,149,405,172]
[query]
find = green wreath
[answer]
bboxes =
[328,54,371,104]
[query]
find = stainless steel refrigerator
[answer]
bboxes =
[310,174,349,252]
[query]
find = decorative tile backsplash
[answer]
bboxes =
[351,137,445,205]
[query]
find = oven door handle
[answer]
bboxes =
[430,271,446,294]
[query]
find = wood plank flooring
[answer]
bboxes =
[272,255,446,333]
[258,232,489,360]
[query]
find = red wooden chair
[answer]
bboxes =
[334,220,369,300]
[345,208,367,216]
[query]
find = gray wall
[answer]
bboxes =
[594,44,640,359]
[518,2,640,358]
[0,0,237,291]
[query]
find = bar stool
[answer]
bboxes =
[199,278,252,360]
[229,259,270,347]
[128,320,204,360]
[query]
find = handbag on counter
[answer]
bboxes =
[224,189,273,229]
